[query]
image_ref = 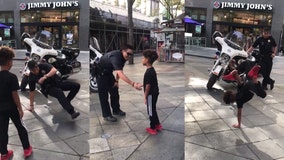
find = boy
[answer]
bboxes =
[0,46,32,160]
[223,65,266,128]
[142,49,162,135]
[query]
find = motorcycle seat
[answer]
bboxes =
[62,46,80,54]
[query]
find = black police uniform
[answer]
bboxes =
[252,36,277,88]
[28,63,80,115]
[96,50,125,118]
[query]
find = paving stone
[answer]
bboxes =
[90,151,114,160]
[64,133,89,155]
[206,130,245,149]
[128,131,184,160]
[111,145,138,160]
[248,139,284,160]
[89,138,110,153]
[233,127,269,143]
[185,134,213,148]
[108,133,141,149]
[246,114,275,126]
[186,102,212,111]
[220,145,259,160]
[185,122,203,136]
[185,143,249,160]
[259,124,284,139]
[191,110,219,121]
[198,119,230,133]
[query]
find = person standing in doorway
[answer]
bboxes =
[0,46,33,159]
[247,28,277,90]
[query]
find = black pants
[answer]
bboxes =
[146,94,160,129]
[97,74,120,117]
[260,59,273,87]
[236,60,256,75]
[243,81,267,98]
[0,109,30,154]
[47,80,80,115]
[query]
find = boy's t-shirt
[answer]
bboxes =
[236,83,254,108]
[143,67,159,95]
[0,70,19,111]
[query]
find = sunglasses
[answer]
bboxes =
[126,52,133,56]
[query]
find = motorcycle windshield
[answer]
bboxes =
[34,30,54,47]
[225,31,247,49]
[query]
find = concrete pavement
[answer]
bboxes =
[89,55,184,160]
[185,47,284,160]
[7,50,90,160]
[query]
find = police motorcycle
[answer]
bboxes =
[20,30,81,91]
[206,31,249,89]
[89,36,103,93]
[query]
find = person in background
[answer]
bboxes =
[0,46,32,160]
[247,28,277,90]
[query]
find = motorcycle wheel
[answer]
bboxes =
[20,75,29,91]
[207,74,217,89]
[90,76,98,93]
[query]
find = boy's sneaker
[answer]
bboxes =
[248,65,260,79]
[146,128,157,135]
[71,112,80,119]
[24,146,33,158]
[155,124,163,131]
[1,150,13,160]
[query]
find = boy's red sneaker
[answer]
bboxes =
[24,146,33,158]
[248,65,260,79]
[1,150,13,160]
[155,124,163,131]
[146,128,157,135]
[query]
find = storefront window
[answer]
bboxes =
[20,9,79,23]
[62,10,79,22]
[0,12,13,23]
[213,10,272,26]
[186,8,206,21]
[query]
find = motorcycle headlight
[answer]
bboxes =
[48,57,57,63]
[31,54,40,62]
[221,53,230,63]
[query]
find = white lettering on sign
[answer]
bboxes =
[24,1,79,10]
[216,1,273,11]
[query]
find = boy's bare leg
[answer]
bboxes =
[233,108,242,128]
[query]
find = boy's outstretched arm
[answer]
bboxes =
[233,108,242,128]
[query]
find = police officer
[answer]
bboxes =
[96,44,142,122]
[27,60,80,119]
[247,28,277,90]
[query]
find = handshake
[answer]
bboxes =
[132,82,143,90]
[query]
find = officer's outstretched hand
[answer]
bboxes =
[133,82,142,90]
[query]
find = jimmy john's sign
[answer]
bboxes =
[19,1,79,10]
[213,1,273,11]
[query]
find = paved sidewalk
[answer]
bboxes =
[89,55,184,160]
[7,50,90,160]
[185,48,284,160]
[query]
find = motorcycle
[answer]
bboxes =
[20,30,81,91]
[206,31,249,89]
[89,36,103,93]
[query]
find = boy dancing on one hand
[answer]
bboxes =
[223,65,267,128]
